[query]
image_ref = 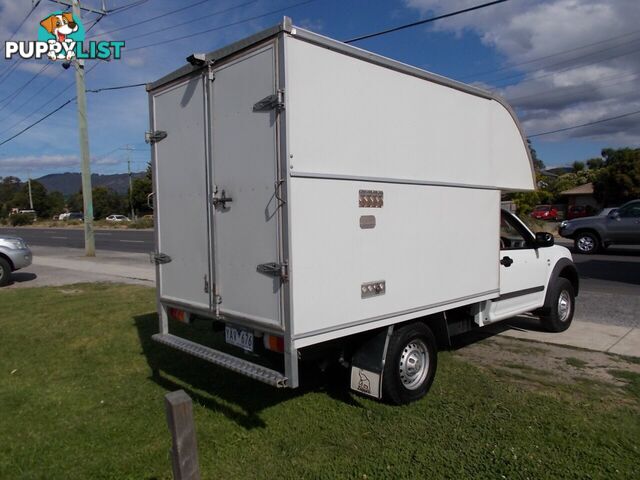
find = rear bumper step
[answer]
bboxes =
[152,333,288,388]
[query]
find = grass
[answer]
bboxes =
[565,357,589,369]
[1,284,639,479]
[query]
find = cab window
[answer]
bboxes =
[500,211,532,250]
[617,202,640,218]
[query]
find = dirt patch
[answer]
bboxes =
[453,334,640,402]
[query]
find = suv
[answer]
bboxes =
[559,199,640,254]
[530,205,559,221]
[0,235,33,287]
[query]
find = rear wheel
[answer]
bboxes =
[0,257,11,287]
[540,278,575,332]
[382,323,437,405]
[574,231,599,254]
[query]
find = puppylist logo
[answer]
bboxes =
[4,11,124,61]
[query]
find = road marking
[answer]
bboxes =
[50,236,68,239]
[96,233,112,236]
[120,240,145,243]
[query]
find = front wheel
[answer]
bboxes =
[382,323,437,405]
[0,257,11,287]
[574,232,599,254]
[540,278,575,332]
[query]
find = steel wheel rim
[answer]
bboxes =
[558,290,571,322]
[399,339,429,390]
[577,236,594,252]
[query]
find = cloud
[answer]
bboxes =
[405,0,640,142]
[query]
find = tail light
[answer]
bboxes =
[263,334,284,353]
[168,307,190,324]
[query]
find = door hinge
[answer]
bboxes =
[150,252,172,265]
[145,130,168,144]
[257,261,288,281]
[253,89,284,112]
[204,275,210,293]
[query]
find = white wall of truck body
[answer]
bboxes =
[147,18,576,403]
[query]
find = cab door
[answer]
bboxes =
[607,201,640,244]
[489,211,549,322]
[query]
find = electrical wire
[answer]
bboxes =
[122,0,259,43]
[91,0,215,38]
[528,109,640,138]
[344,0,510,44]
[0,0,42,56]
[0,64,52,113]
[126,0,317,52]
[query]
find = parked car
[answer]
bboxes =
[58,212,70,220]
[106,214,130,222]
[0,235,32,287]
[530,204,559,221]
[67,212,84,221]
[559,199,640,253]
[567,205,595,220]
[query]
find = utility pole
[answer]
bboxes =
[125,145,135,220]
[53,0,109,256]
[27,170,34,210]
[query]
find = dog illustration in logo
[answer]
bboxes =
[40,13,78,60]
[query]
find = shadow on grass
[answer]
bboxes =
[133,313,361,429]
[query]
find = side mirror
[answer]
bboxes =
[608,210,619,219]
[535,232,554,247]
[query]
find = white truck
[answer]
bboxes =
[146,18,579,404]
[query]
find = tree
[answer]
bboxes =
[66,191,84,212]
[593,148,640,206]
[47,191,66,216]
[92,186,126,219]
[10,180,52,217]
[586,157,604,170]
[527,139,545,171]
[571,161,585,173]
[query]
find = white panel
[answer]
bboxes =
[289,178,500,338]
[285,38,534,191]
[153,78,210,311]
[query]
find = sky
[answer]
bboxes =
[0,0,638,181]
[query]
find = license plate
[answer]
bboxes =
[225,325,254,352]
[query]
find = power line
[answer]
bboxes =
[127,0,317,52]
[0,64,52,114]
[0,100,73,148]
[91,0,215,38]
[344,0,510,44]
[0,78,146,147]
[122,0,258,43]
[528,109,640,138]
[0,68,66,123]
[0,0,42,56]
[463,28,640,80]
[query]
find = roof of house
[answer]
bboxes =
[560,182,594,196]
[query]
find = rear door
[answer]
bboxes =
[210,45,283,328]
[152,76,212,311]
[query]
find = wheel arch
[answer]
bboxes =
[542,258,579,313]
[0,252,15,271]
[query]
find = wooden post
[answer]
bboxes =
[165,390,201,480]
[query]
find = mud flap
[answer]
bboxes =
[349,326,393,399]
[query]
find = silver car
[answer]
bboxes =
[559,199,640,254]
[0,235,33,287]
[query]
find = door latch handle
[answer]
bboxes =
[500,256,513,267]
[212,190,233,209]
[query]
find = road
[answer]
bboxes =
[0,227,154,253]
[2,227,638,327]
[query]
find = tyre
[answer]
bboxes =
[540,278,575,332]
[382,322,437,405]
[574,231,599,254]
[0,257,11,287]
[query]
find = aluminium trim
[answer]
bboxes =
[290,171,505,191]
[146,17,292,92]
[293,289,500,340]
[497,285,545,301]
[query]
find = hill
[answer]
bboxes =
[35,172,146,195]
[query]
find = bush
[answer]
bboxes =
[127,218,154,229]
[9,213,34,226]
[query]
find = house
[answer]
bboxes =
[560,182,601,210]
